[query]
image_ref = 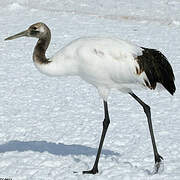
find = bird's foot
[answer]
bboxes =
[83,167,98,174]
[152,155,164,174]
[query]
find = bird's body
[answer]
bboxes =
[35,36,174,100]
[5,22,176,175]
[36,37,142,96]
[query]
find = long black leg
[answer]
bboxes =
[83,101,110,174]
[129,92,163,173]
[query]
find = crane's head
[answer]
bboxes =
[5,22,51,41]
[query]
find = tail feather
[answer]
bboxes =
[137,47,176,95]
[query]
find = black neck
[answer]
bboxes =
[33,30,51,64]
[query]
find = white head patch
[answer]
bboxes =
[38,25,45,33]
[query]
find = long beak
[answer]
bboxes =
[4,30,28,41]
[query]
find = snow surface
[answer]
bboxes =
[1,0,180,179]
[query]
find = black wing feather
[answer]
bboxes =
[137,47,176,95]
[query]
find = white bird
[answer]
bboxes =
[5,22,176,174]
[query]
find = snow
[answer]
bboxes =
[1,0,180,179]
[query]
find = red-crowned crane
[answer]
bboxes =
[5,22,176,175]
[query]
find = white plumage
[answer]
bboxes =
[5,22,175,175]
[36,37,149,100]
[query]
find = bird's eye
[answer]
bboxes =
[30,28,40,36]
[32,27,37,31]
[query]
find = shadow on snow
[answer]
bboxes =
[0,140,120,157]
